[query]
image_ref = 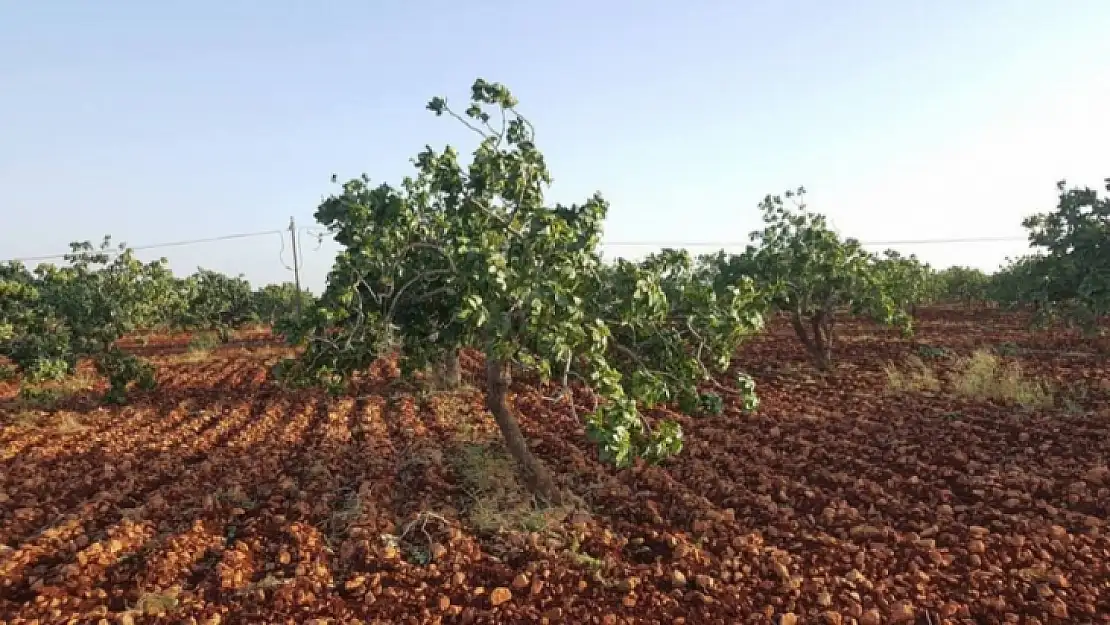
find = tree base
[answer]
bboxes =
[484,356,565,506]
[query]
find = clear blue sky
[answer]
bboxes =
[2,1,1108,293]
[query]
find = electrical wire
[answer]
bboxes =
[2,227,1030,266]
[2,229,285,264]
[602,235,1027,247]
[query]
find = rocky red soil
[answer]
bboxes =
[1,307,1108,624]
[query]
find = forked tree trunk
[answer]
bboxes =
[790,310,833,371]
[484,356,564,505]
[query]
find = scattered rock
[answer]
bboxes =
[490,587,512,607]
[773,562,791,580]
[671,570,687,588]
[694,574,715,590]
[890,601,915,622]
[1084,465,1109,485]
[850,525,885,540]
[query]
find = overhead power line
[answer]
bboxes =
[2,229,285,264]
[1,228,1029,265]
[603,235,1027,247]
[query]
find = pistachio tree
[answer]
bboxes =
[987,254,1053,312]
[176,269,256,341]
[278,79,764,502]
[253,282,315,326]
[0,261,70,382]
[873,249,936,321]
[0,237,165,402]
[935,266,991,309]
[733,188,907,370]
[1019,178,1110,330]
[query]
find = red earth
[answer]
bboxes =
[1,307,1108,624]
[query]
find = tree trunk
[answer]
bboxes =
[789,310,814,353]
[811,311,833,371]
[432,349,462,389]
[484,356,564,505]
[791,310,831,371]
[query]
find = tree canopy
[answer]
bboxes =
[1017,178,1110,329]
[277,78,765,501]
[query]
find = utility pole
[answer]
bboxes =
[289,217,302,317]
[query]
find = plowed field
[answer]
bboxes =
[2,308,1108,624]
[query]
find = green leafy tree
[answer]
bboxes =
[935,266,990,309]
[0,261,71,381]
[177,269,256,341]
[988,254,1053,312]
[0,237,161,401]
[732,188,907,370]
[873,250,936,320]
[253,282,315,326]
[279,78,764,502]
[1019,178,1110,330]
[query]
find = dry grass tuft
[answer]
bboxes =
[884,349,1053,409]
[884,355,942,393]
[133,588,181,616]
[449,442,571,534]
[948,349,1053,409]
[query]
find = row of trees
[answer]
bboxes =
[5,78,1103,502]
[274,79,1107,502]
[0,242,312,402]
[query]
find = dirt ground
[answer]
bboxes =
[1,308,1108,624]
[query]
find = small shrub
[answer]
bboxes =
[94,349,157,404]
[18,385,63,407]
[698,392,724,416]
[188,331,221,352]
[15,370,97,409]
[948,349,1052,408]
[884,355,942,393]
[914,344,950,359]
[0,363,18,382]
[677,390,727,417]
[25,358,71,383]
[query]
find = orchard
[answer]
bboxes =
[1,79,1107,623]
